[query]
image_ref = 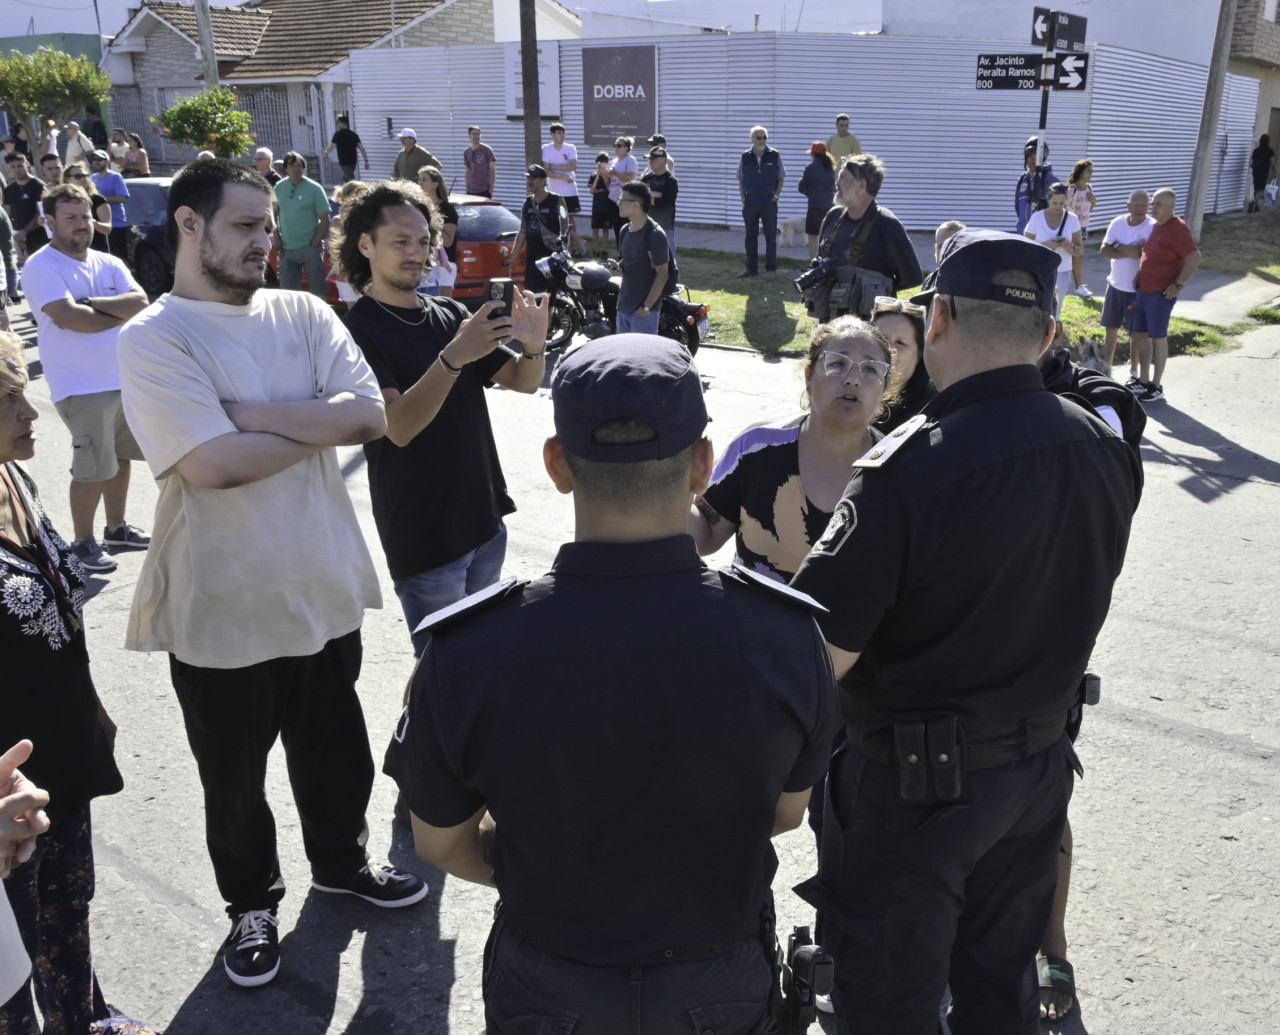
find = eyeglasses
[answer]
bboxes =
[753,135,767,141]
[872,296,926,318]
[820,352,890,384]
[67,173,88,180]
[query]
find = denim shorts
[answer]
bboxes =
[1131,289,1177,338]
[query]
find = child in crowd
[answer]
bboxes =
[1067,159,1097,297]
[588,151,614,259]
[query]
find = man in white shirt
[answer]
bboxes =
[62,122,95,170]
[118,158,424,991]
[20,183,150,573]
[542,122,584,254]
[1099,190,1154,381]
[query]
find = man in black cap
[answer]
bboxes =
[506,164,563,296]
[385,334,840,1033]
[790,229,1142,1034]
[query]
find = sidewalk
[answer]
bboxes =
[676,225,1280,326]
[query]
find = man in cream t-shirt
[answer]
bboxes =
[118,158,426,991]
[542,122,584,254]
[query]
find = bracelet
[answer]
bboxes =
[437,352,462,378]
[521,347,545,360]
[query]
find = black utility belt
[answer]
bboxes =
[847,713,1068,804]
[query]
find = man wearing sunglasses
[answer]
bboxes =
[792,229,1141,1034]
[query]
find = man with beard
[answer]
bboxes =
[19,183,149,573]
[118,159,425,991]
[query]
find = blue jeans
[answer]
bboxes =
[742,201,778,273]
[617,306,661,334]
[392,524,507,657]
[280,244,328,297]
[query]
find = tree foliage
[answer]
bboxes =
[0,47,112,146]
[153,87,255,159]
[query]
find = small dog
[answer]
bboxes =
[778,217,806,248]
[1077,340,1110,374]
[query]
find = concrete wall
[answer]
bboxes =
[1229,59,1280,142]
[1233,0,1280,66]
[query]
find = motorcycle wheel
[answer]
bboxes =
[659,306,700,358]
[545,297,581,351]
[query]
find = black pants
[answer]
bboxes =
[170,630,373,917]
[107,226,129,260]
[483,919,773,1035]
[797,735,1077,1035]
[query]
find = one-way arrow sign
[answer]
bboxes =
[1053,52,1089,90]
[1031,6,1052,46]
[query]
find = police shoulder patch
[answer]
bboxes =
[852,413,928,468]
[812,497,857,556]
[722,562,828,613]
[412,576,529,637]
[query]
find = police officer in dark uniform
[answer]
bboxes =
[790,229,1142,1034]
[384,334,839,1034]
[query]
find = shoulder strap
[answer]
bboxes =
[845,203,881,267]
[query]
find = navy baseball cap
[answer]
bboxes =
[526,164,547,178]
[552,335,708,463]
[910,228,1058,314]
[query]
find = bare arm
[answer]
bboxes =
[688,496,737,555]
[174,431,324,490]
[89,289,148,321]
[382,300,514,446]
[643,263,668,310]
[310,211,330,249]
[1166,250,1202,299]
[324,142,336,157]
[828,644,860,681]
[773,789,811,836]
[411,805,496,887]
[222,391,386,447]
[360,142,370,167]
[489,290,549,394]
[42,297,131,333]
[1068,229,1083,258]
[98,191,127,204]
[440,222,457,249]
[93,201,112,237]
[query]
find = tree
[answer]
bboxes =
[0,47,112,147]
[152,87,255,159]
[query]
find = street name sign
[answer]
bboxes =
[975,53,1042,90]
[1032,8,1088,51]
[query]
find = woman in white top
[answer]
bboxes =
[1023,182,1082,320]
[108,129,129,175]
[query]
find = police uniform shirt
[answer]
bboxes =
[791,365,1142,735]
[385,535,839,966]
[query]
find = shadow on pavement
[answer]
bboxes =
[163,824,454,1034]
[1140,402,1280,502]
[743,287,798,356]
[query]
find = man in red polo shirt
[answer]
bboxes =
[1130,188,1200,403]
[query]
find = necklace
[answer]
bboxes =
[371,294,429,325]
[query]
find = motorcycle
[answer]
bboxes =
[534,243,710,356]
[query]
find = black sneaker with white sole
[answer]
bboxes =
[1124,374,1143,393]
[223,909,280,988]
[312,862,428,908]
[70,537,118,573]
[1137,382,1164,402]
[102,522,151,549]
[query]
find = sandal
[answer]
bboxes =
[1037,953,1076,1020]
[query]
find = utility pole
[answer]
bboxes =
[194,0,220,89]
[1186,0,1238,240]
[519,0,541,166]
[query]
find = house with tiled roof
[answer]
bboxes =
[100,0,580,178]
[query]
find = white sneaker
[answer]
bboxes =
[1073,284,1093,297]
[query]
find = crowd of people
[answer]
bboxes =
[0,100,1248,1034]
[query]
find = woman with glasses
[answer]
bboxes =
[61,164,111,253]
[690,315,897,583]
[1023,183,1081,319]
[870,295,935,432]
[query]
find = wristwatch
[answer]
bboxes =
[638,305,651,315]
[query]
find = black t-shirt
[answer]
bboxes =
[3,176,45,231]
[640,170,678,231]
[816,202,923,291]
[0,462,123,824]
[521,191,563,265]
[792,365,1142,736]
[342,295,514,580]
[331,127,362,166]
[385,535,839,965]
[89,190,109,252]
[437,197,459,263]
[264,169,281,186]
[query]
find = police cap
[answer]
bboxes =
[910,228,1058,314]
[552,335,707,463]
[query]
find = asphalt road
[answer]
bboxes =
[6,297,1280,1034]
